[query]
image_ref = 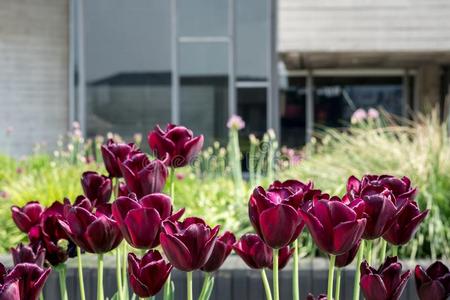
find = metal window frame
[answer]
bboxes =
[288,68,416,144]
[70,0,278,138]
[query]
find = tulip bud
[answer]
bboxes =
[299,197,366,255]
[148,124,204,168]
[415,261,450,300]
[360,256,411,300]
[160,217,219,271]
[11,201,44,233]
[128,250,173,297]
[201,231,236,272]
[382,201,428,246]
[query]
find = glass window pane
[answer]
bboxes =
[84,0,171,139]
[237,88,267,137]
[236,0,269,81]
[280,76,306,147]
[314,77,404,128]
[180,43,228,144]
[178,0,228,37]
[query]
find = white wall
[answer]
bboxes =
[0,0,69,156]
[279,0,450,52]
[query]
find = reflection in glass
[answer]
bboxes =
[84,0,171,139]
[237,88,267,137]
[178,0,228,37]
[314,77,404,128]
[179,43,228,144]
[280,77,306,147]
[236,0,269,82]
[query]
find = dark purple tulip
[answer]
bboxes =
[11,244,45,268]
[112,193,184,249]
[299,197,366,255]
[233,233,292,270]
[201,231,236,272]
[128,250,173,297]
[59,198,123,253]
[0,263,20,300]
[335,239,361,268]
[160,217,219,272]
[248,181,306,249]
[345,175,416,204]
[120,151,168,198]
[360,256,411,300]
[101,139,137,178]
[383,201,429,246]
[415,261,450,300]
[148,124,204,168]
[306,294,327,300]
[81,171,112,206]
[11,201,44,233]
[233,233,272,269]
[1,262,51,300]
[351,191,406,240]
[27,201,76,266]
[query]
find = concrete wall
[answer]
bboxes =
[0,0,69,156]
[279,0,450,52]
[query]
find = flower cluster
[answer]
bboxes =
[6,121,437,300]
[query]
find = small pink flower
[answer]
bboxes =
[227,115,245,130]
[367,108,380,119]
[351,109,368,124]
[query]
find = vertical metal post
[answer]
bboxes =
[402,69,410,118]
[228,0,236,117]
[68,0,76,129]
[76,0,86,135]
[306,70,314,143]
[171,0,180,124]
[414,68,421,113]
[269,0,280,136]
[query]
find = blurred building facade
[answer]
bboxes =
[1,0,450,154]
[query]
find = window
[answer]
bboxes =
[83,0,172,139]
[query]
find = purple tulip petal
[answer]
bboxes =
[140,193,172,219]
[418,281,447,300]
[333,219,366,255]
[124,208,161,249]
[160,233,193,271]
[259,204,300,248]
[84,216,121,253]
[298,209,330,253]
[361,274,388,300]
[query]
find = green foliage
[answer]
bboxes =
[0,112,448,259]
[281,112,450,259]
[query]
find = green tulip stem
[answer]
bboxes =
[97,253,104,300]
[392,245,399,257]
[57,264,68,300]
[261,269,273,300]
[114,177,120,199]
[115,246,123,300]
[199,273,213,300]
[335,268,342,300]
[77,247,87,300]
[163,274,172,300]
[273,248,280,300]
[327,255,336,300]
[170,167,175,203]
[379,239,387,263]
[366,240,373,265]
[187,271,193,300]
[121,243,129,299]
[293,239,299,300]
[40,294,44,300]
[352,239,365,300]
